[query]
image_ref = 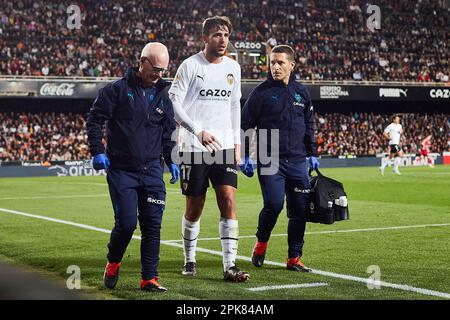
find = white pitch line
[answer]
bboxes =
[0,190,180,201]
[169,223,450,242]
[0,207,114,235]
[1,207,450,299]
[0,207,170,244]
[247,282,329,292]
[4,181,183,189]
[0,194,110,201]
[147,241,450,299]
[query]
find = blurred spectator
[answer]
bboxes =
[314,112,450,157]
[0,112,90,161]
[1,111,449,161]
[0,0,447,81]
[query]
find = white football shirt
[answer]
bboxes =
[169,51,241,152]
[384,123,402,145]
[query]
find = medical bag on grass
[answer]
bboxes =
[306,169,349,225]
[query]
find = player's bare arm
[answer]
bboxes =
[234,144,241,165]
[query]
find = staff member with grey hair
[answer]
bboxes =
[86,42,180,292]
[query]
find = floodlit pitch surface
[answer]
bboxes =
[0,166,449,300]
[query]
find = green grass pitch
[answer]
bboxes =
[0,165,449,300]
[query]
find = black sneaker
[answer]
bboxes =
[140,278,168,293]
[103,262,121,289]
[251,241,268,268]
[182,262,197,276]
[223,266,250,282]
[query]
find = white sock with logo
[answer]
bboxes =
[182,216,200,264]
[394,157,401,171]
[219,218,239,271]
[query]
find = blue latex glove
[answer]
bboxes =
[239,156,254,177]
[92,153,110,170]
[169,163,180,184]
[309,156,320,171]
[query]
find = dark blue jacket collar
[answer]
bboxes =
[124,67,169,92]
[267,71,297,87]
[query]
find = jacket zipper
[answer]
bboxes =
[287,86,292,160]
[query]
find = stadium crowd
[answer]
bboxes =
[0,0,448,82]
[1,111,449,161]
[0,112,89,161]
[315,113,450,157]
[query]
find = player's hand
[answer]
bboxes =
[309,156,320,171]
[239,156,254,177]
[197,130,222,152]
[169,163,180,184]
[92,153,110,170]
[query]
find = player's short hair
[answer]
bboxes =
[271,45,295,62]
[392,114,401,120]
[202,16,233,36]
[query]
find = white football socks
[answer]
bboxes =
[219,218,239,272]
[182,216,200,264]
[393,157,401,171]
[381,158,391,170]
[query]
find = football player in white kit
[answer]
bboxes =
[168,16,249,282]
[379,115,404,175]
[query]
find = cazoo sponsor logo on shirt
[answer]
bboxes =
[199,88,232,101]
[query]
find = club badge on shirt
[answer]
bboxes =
[293,93,305,108]
[227,73,234,86]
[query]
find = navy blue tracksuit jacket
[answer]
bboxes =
[86,67,175,168]
[241,73,316,161]
[86,67,176,280]
[241,73,317,259]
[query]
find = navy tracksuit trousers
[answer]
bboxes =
[256,159,311,259]
[106,160,165,281]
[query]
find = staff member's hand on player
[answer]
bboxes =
[197,130,222,152]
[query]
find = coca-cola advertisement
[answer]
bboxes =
[39,83,76,96]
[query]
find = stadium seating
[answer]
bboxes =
[315,112,450,157]
[0,112,89,161]
[0,0,448,81]
[1,111,448,161]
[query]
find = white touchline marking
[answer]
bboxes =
[168,223,450,242]
[5,181,183,189]
[50,182,108,186]
[0,208,173,244]
[0,194,110,200]
[0,207,114,235]
[247,282,329,292]
[0,190,180,201]
[1,207,449,299]
[162,242,450,299]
